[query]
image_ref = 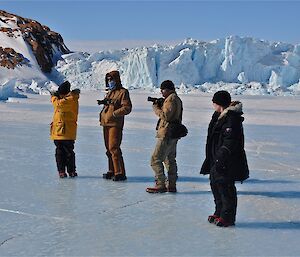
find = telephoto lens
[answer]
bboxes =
[147,97,164,107]
[147,97,157,102]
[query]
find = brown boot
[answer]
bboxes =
[146,182,167,193]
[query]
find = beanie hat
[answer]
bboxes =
[160,80,175,91]
[58,81,71,95]
[212,90,231,107]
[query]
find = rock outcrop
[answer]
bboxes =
[0,46,29,69]
[0,10,70,72]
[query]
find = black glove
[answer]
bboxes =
[97,98,112,105]
[215,159,226,172]
[215,146,230,172]
[50,91,60,97]
[71,89,81,94]
[154,98,164,108]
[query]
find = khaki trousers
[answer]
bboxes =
[150,138,178,188]
[103,126,126,176]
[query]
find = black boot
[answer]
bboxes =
[103,172,114,179]
[58,171,67,178]
[69,172,78,178]
[112,174,127,181]
[208,215,219,223]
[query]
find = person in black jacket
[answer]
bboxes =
[200,90,249,227]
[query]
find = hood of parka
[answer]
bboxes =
[105,70,122,89]
[218,101,243,120]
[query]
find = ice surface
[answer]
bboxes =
[0,91,300,256]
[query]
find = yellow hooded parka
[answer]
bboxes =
[50,91,79,140]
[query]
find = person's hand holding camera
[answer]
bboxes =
[50,91,60,97]
[97,98,112,106]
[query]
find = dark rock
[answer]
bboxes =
[0,47,29,69]
[0,10,70,72]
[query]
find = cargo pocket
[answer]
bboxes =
[54,121,65,136]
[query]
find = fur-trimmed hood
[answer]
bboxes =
[105,70,122,89]
[218,101,243,120]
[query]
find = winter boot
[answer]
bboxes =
[112,174,127,181]
[208,215,219,224]
[103,171,114,179]
[166,180,177,193]
[146,182,167,193]
[69,172,78,178]
[59,171,67,178]
[214,217,235,227]
[167,186,177,193]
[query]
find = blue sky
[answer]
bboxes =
[1,1,300,50]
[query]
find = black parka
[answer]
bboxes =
[200,102,249,183]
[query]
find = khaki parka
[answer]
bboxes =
[153,92,182,138]
[100,71,132,128]
[50,91,79,140]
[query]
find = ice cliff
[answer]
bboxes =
[1,8,300,99]
[55,36,300,95]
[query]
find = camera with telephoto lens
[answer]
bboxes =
[97,98,112,105]
[147,97,164,107]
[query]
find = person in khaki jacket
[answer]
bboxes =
[100,70,132,181]
[146,80,183,193]
[50,81,80,178]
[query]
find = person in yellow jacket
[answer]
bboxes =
[50,81,80,178]
[99,70,132,181]
[146,80,183,193]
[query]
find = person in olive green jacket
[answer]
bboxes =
[146,80,183,193]
[50,81,80,178]
[100,70,132,181]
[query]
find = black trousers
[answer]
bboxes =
[54,140,76,174]
[210,182,237,223]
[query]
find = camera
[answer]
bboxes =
[147,97,164,107]
[97,98,112,105]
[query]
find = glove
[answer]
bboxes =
[215,159,226,171]
[153,98,164,108]
[50,91,60,97]
[71,89,81,94]
[215,146,230,172]
[97,98,111,105]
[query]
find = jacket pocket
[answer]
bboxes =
[54,121,65,136]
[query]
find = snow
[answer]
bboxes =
[0,91,300,256]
